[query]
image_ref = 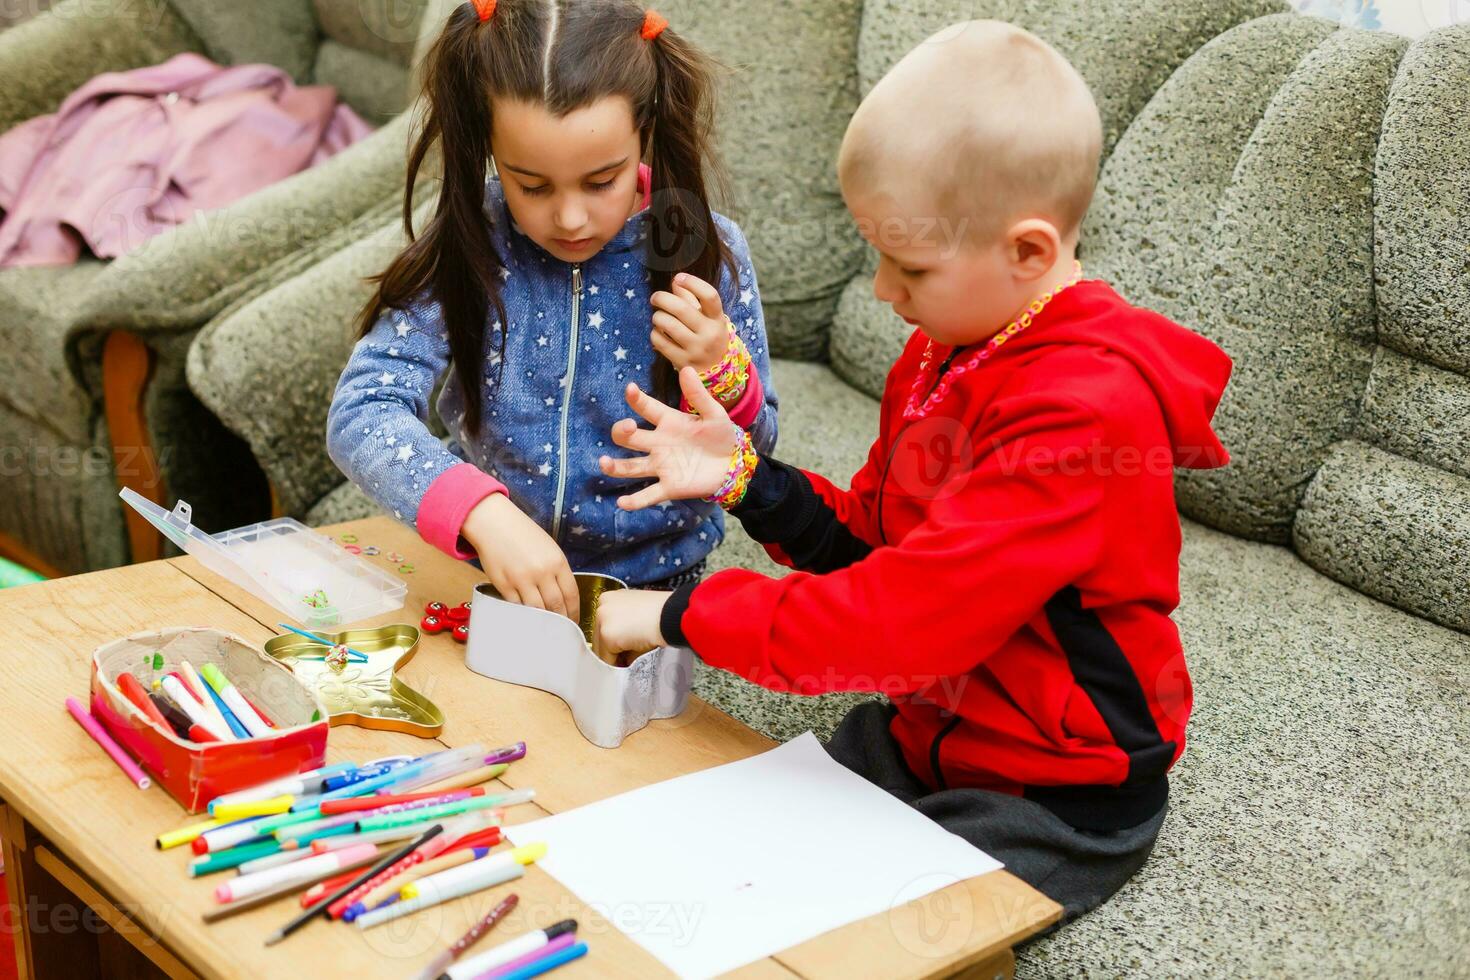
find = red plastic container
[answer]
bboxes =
[90,627,329,813]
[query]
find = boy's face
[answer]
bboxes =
[846,187,1027,348]
[492,96,645,265]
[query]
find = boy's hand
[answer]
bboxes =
[650,273,728,375]
[592,589,670,664]
[461,494,581,622]
[600,367,742,510]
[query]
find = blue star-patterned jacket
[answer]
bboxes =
[326,176,778,586]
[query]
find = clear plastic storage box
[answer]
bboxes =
[120,489,407,628]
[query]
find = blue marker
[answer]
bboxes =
[274,623,368,661]
[500,941,589,980]
[201,677,249,738]
[323,758,412,792]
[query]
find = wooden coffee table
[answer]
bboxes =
[0,517,1059,979]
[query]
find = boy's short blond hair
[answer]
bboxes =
[839,20,1103,245]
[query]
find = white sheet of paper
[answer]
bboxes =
[504,732,1003,978]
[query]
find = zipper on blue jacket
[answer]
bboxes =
[551,263,582,541]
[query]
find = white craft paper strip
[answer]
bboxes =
[504,732,1003,978]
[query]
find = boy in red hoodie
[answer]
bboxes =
[593,20,1232,923]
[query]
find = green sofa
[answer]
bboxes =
[0,0,453,575]
[186,1,1469,973]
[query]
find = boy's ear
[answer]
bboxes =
[1006,219,1062,281]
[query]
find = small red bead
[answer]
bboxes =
[421,615,445,634]
[452,624,470,644]
[425,601,447,617]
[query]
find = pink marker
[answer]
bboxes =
[65,697,150,790]
[215,843,379,904]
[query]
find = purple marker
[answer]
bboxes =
[483,742,527,766]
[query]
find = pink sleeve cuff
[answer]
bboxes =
[417,462,507,559]
[725,368,765,429]
[680,369,765,429]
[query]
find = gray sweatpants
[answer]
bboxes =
[822,701,1166,932]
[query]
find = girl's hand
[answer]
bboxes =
[649,273,728,375]
[593,589,670,664]
[599,367,742,510]
[460,494,581,622]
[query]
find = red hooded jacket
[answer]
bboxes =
[660,278,1232,832]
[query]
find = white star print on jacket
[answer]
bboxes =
[327,173,779,587]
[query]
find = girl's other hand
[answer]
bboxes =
[600,367,742,510]
[461,494,581,622]
[592,589,670,664]
[649,273,728,374]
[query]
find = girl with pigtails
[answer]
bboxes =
[328,0,778,623]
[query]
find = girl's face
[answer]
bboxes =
[491,95,646,265]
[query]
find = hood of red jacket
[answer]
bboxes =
[1003,279,1233,469]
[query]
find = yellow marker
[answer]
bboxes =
[399,843,545,901]
[155,817,222,850]
[211,794,294,822]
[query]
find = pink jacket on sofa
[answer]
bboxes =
[0,52,374,267]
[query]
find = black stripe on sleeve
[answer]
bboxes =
[730,457,874,574]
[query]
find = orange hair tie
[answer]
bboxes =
[471,0,497,22]
[641,10,668,40]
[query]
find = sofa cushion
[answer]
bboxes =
[1287,24,1470,635]
[1294,441,1469,634]
[312,41,413,126]
[659,0,865,361]
[310,0,429,124]
[168,0,320,83]
[313,0,427,65]
[1374,26,1470,378]
[1020,519,1470,976]
[1087,18,1407,544]
[832,0,1289,400]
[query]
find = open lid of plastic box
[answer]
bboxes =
[120,489,406,628]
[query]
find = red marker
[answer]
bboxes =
[188,724,220,743]
[450,827,502,851]
[300,867,366,908]
[117,673,170,730]
[320,787,485,815]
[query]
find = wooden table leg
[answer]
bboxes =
[1,802,196,980]
[1,802,103,980]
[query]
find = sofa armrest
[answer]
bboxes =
[0,0,203,136]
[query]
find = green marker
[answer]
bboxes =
[188,839,283,877]
[356,789,534,833]
[256,807,324,837]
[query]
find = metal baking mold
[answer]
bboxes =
[464,574,692,748]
